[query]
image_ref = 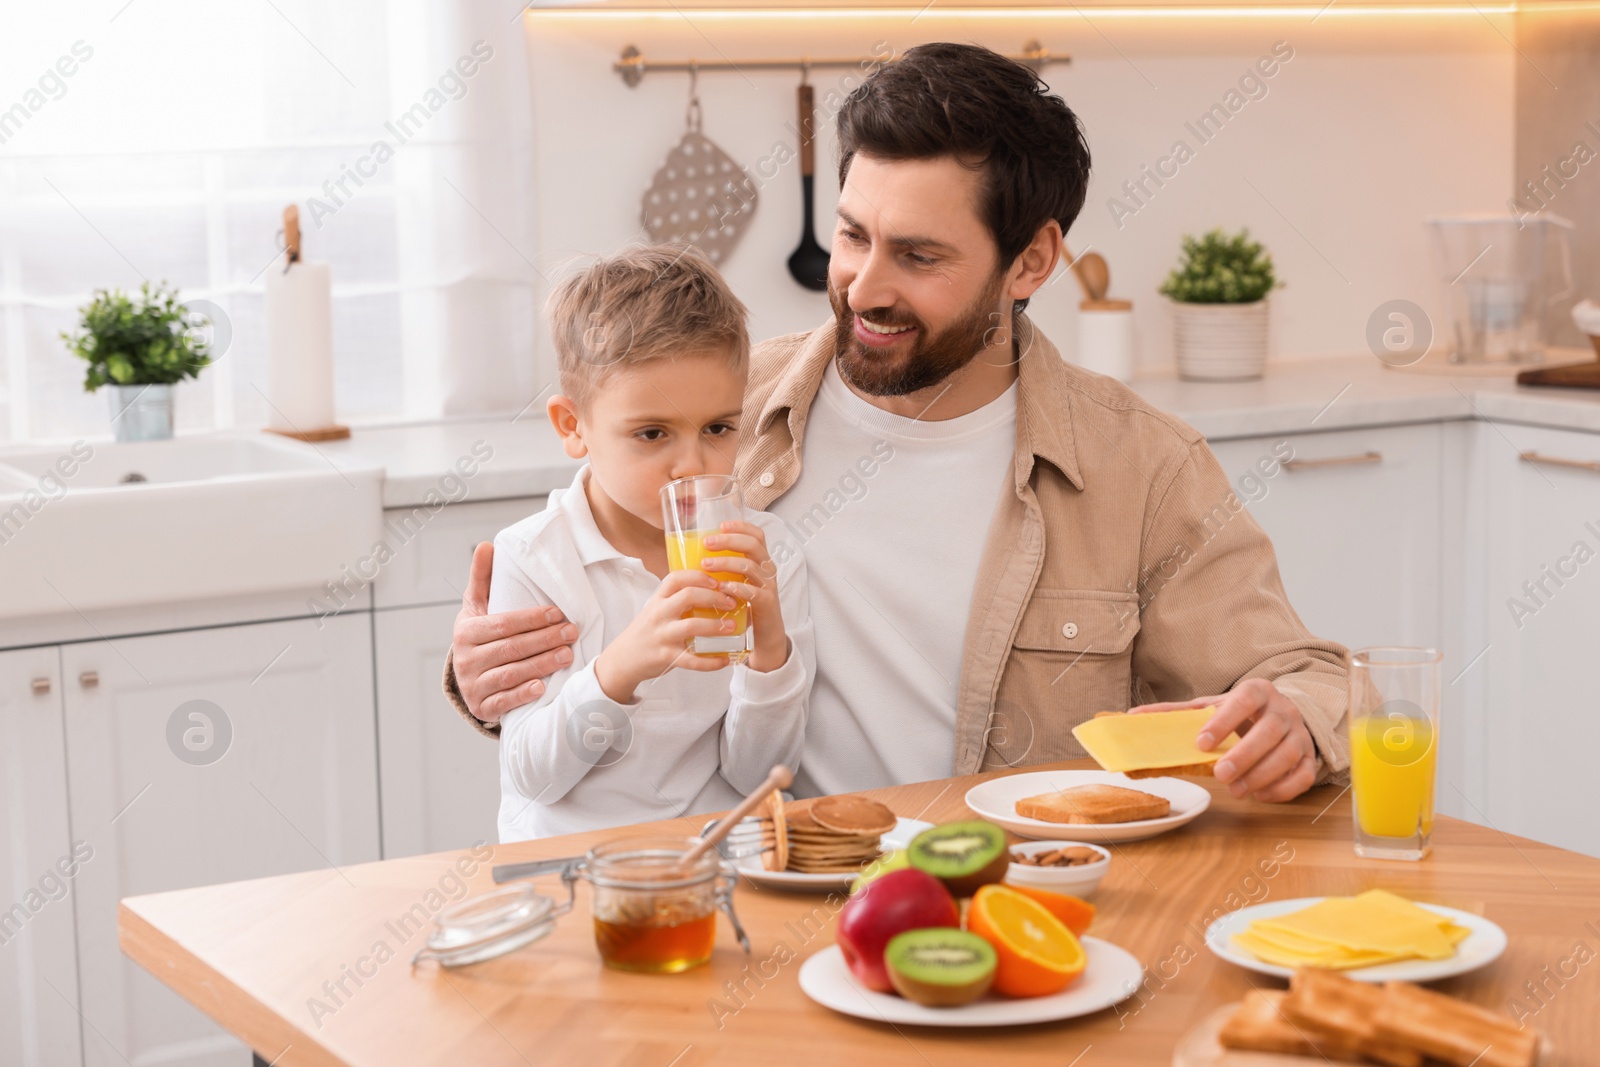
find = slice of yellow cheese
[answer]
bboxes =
[1255,898,1456,960]
[1230,931,1406,971]
[1358,889,1473,945]
[1070,707,1239,774]
[1234,890,1467,970]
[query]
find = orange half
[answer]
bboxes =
[968,884,1088,997]
[1003,885,1096,937]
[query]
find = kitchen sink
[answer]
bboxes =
[0,436,339,489]
[0,434,383,619]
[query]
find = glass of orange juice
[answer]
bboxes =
[660,474,749,661]
[1348,647,1441,861]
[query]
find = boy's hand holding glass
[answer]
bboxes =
[593,570,748,703]
[698,520,788,674]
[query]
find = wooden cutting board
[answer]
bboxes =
[1516,358,1600,389]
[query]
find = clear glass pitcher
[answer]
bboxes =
[1428,215,1573,363]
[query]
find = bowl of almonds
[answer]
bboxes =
[1004,840,1111,896]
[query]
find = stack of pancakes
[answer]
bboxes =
[759,793,897,874]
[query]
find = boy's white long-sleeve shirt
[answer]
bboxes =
[492,465,814,842]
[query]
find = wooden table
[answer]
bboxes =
[121,762,1600,1066]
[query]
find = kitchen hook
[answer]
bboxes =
[685,62,702,132]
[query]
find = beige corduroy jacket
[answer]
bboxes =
[445,314,1351,782]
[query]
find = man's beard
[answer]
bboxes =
[829,271,1009,397]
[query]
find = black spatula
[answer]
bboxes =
[786,82,831,291]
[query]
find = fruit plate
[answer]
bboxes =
[1204,897,1508,983]
[964,770,1212,843]
[734,818,933,892]
[798,937,1143,1027]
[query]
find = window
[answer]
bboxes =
[0,1,539,443]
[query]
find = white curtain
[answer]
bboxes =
[0,0,539,443]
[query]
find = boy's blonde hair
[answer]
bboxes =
[547,244,750,407]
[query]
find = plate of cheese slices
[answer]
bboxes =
[1204,890,1508,983]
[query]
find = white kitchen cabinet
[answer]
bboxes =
[1208,423,1464,819]
[63,615,381,1067]
[1480,422,1600,859]
[1208,423,1445,653]
[375,603,501,858]
[0,647,84,1067]
[372,496,546,609]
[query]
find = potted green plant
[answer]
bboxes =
[1159,228,1280,381]
[61,281,214,441]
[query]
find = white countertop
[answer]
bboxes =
[316,416,576,509]
[322,354,1600,509]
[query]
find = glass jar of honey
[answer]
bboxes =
[412,835,749,972]
[577,836,745,973]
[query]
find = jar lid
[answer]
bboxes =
[585,837,721,890]
[412,884,559,968]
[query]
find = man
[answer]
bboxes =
[444,42,1349,803]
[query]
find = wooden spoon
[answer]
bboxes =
[680,764,793,868]
[1078,251,1110,302]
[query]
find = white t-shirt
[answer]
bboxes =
[490,466,814,841]
[769,359,1017,797]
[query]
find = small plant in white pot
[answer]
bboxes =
[61,281,214,442]
[1159,228,1279,382]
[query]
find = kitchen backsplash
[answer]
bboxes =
[1513,7,1600,351]
[522,12,1517,379]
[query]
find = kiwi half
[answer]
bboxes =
[885,928,997,1007]
[906,820,1009,896]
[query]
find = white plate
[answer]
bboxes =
[964,770,1212,843]
[1204,897,1508,983]
[798,937,1143,1027]
[734,818,933,892]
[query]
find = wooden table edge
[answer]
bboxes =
[120,899,344,1067]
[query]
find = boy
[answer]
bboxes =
[492,245,814,841]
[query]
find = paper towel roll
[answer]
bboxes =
[264,260,336,431]
[1077,299,1135,382]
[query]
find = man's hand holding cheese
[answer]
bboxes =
[1130,682,1321,803]
[1085,685,1322,803]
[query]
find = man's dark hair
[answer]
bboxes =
[836,42,1092,311]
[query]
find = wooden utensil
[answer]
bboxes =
[1078,251,1110,302]
[1516,336,1600,389]
[679,764,793,867]
[785,80,830,291]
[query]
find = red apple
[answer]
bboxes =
[835,868,959,992]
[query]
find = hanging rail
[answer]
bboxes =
[613,39,1068,87]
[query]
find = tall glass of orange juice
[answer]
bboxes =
[1348,647,1441,861]
[660,475,749,661]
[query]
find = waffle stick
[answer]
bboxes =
[1220,969,1542,1067]
[1283,970,1424,1067]
[1217,990,1364,1061]
[1372,980,1541,1067]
